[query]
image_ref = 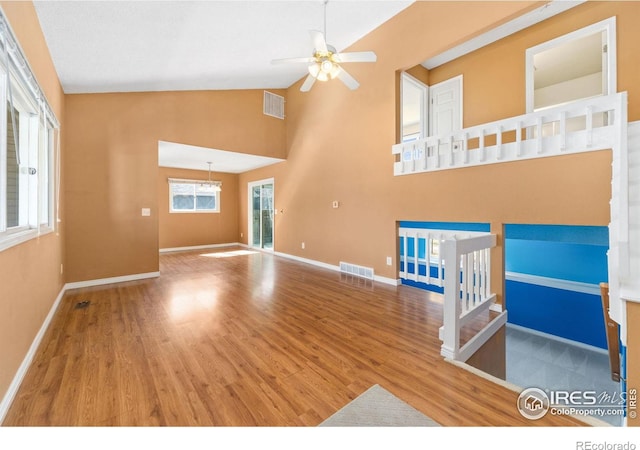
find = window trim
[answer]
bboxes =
[525,17,617,113]
[0,12,60,252]
[168,177,221,214]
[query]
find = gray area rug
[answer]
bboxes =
[319,384,441,427]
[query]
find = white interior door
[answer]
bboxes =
[429,75,462,135]
[429,75,462,154]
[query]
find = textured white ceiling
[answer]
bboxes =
[33,0,414,94]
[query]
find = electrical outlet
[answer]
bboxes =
[386,257,392,266]
[241,232,244,238]
[60,263,64,275]
[141,207,151,217]
[301,242,305,249]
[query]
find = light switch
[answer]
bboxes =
[141,208,151,217]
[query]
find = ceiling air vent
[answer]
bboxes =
[263,91,285,119]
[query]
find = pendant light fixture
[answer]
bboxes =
[200,161,221,192]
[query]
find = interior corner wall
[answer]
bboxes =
[64,89,286,283]
[0,1,66,412]
[405,65,430,86]
[158,167,239,249]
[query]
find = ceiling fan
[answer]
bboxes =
[271,0,377,92]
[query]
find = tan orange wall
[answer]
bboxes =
[405,64,429,85]
[65,89,285,282]
[158,167,239,249]
[239,0,624,316]
[0,2,65,409]
[627,301,640,426]
[429,1,640,125]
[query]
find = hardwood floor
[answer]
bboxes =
[3,247,585,426]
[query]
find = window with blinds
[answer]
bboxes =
[168,178,221,213]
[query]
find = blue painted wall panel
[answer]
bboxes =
[398,237,427,259]
[401,279,444,294]
[505,239,609,284]
[506,280,607,349]
[505,224,608,245]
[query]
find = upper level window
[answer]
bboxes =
[0,15,59,252]
[168,178,221,213]
[526,17,616,112]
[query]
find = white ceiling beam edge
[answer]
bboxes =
[422,0,586,70]
[158,141,285,174]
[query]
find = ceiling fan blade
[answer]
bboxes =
[271,56,316,65]
[300,74,316,92]
[337,68,360,90]
[310,30,328,54]
[334,51,377,63]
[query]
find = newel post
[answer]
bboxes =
[440,237,461,359]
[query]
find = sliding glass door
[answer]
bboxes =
[248,179,274,250]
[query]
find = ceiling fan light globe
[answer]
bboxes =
[320,59,334,75]
[316,71,329,82]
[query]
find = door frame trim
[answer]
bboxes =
[247,177,275,251]
[401,72,429,142]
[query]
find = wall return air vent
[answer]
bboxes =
[339,261,375,280]
[263,91,285,119]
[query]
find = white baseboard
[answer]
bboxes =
[273,250,340,272]
[374,275,401,286]
[159,242,242,254]
[505,271,601,296]
[272,250,400,286]
[65,271,160,291]
[506,322,608,355]
[0,285,65,424]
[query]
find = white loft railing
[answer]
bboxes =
[392,93,626,176]
[437,233,507,362]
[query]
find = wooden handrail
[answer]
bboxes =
[600,282,621,382]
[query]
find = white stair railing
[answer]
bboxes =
[439,233,508,362]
